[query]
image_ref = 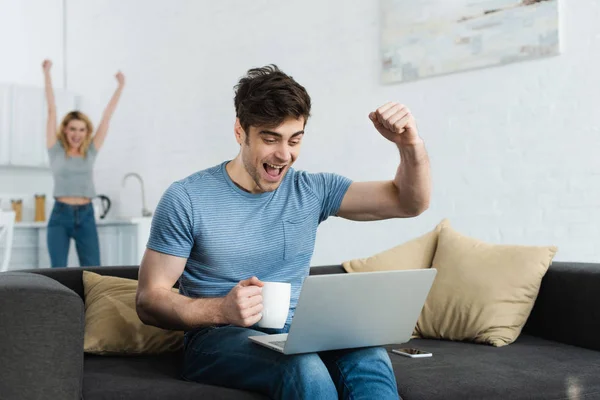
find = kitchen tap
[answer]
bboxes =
[122,172,153,217]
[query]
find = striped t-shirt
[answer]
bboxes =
[147,160,352,325]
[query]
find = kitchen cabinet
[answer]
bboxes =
[0,85,11,164]
[0,83,80,168]
[0,218,151,270]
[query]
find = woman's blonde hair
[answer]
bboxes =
[58,111,94,157]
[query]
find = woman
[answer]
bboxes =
[42,59,125,268]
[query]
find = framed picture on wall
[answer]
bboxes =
[381,0,560,83]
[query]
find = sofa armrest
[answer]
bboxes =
[0,272,84,400]
[523,262,600,351]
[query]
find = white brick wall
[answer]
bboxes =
[57,0,600,264]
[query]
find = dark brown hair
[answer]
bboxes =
[234,65,311,136]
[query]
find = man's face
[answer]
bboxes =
[237,117,305,193]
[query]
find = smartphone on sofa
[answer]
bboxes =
[391,348,432,358]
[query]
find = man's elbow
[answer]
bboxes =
[397,199,430,218]
[414,199,430,216]
[135,290,155,326]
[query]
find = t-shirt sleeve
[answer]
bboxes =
[301,172,353,223]
[88,140,97,155]
[47,140,63,155]
[146,181,194,258]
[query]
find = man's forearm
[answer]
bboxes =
[137,288,226,331]
[394,139,431,215]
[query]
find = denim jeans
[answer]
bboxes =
[47,201,100,268]
[182,324,400,400]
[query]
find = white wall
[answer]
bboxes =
[0,0,65,87]
[0,0,64,218]
[65,0,600,264]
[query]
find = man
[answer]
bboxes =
[136,65,430,399]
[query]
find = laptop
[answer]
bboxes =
[249,268,437,355]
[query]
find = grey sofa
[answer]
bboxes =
[1,262,599,400]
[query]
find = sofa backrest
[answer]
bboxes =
[523,261,600,351]
[29,266,141,300]
[26,264,347,301]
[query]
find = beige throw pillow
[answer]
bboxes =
[342,219,450,273]
[415,225,558,347]
[83,271,183,355]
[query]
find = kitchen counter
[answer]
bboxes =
[3,217,152,270]
[15,217,152,228]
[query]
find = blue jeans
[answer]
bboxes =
[47,201,100,268]
[182,324,400,400]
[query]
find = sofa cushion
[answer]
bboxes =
[82,335,600,400]
[389,335,600,400]
[83,351,267,400]
[342,219,449,273]
[416,224,557,346]
[83,271,183,355]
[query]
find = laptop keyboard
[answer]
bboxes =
[269,340,287,348]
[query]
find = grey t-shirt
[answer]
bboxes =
[48,141,97,198]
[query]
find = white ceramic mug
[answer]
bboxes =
[257,282,291,329]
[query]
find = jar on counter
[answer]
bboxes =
[11,199,22,222]
[35,194,46,222]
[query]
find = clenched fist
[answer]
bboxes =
[369,102,421,147]
[42,59,52,72]
[115,71,125,86]
[220,276,264,327]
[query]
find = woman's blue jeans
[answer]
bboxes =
[47,201,101,268]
